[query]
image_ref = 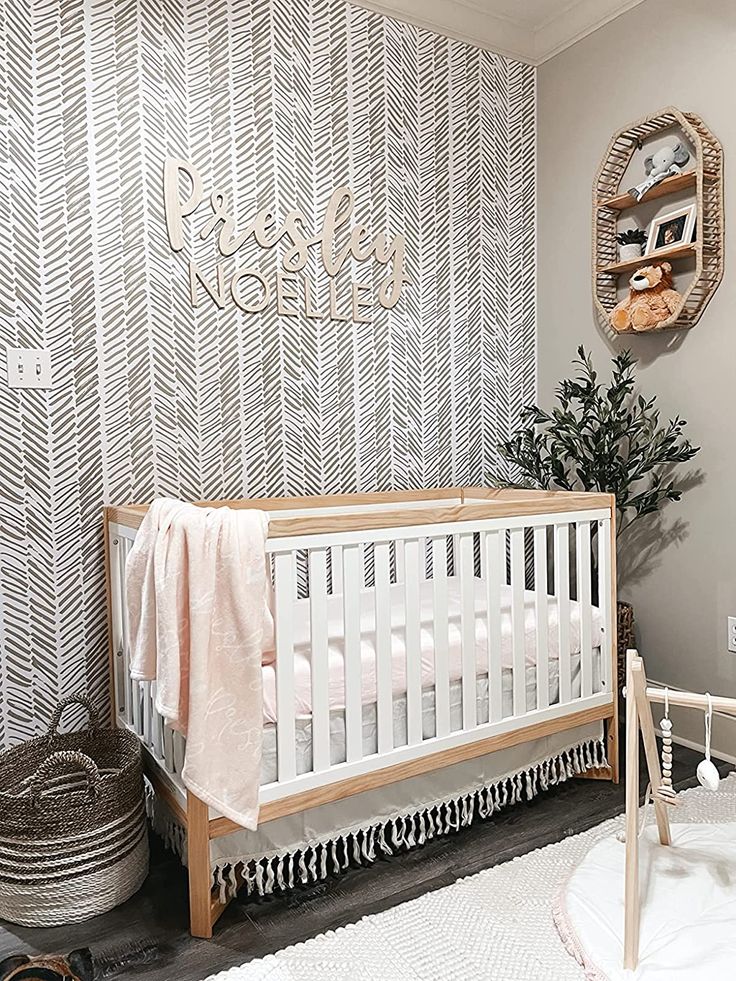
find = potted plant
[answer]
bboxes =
[616,227,648,261]
[497,347,699,691]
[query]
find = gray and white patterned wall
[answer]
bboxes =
[0,0,535,745]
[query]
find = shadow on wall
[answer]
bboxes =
[617,467,705,591]
[591,304,703,594]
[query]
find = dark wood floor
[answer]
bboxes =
[1,741,730,980]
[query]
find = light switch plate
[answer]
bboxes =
[728,617,736,654]
[6,347,52,389]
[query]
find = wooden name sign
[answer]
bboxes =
[163,157,408,322]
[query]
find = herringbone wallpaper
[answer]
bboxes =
[0,0,535,745]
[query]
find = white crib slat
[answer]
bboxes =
[597,517,612,692]
[151,684,163,758]
[142,682,153,747]
[109,536,126,719]
[112,658,125,724]
[510,527,526,717]
[394,539,405,584]
[403,539,422,745]
[131,682,142,739]
[431,536,450,737]
[484,530,504,722]
[309,548,331,772]
[162,723,175,773]
[109,535,122,645]
[374,542,393,754]
[576,521,593,698]
[118,539,132,725]
[555,523,572,704]
[459,532,477,730]
[419,538,428,580]
[274,552,296,782]
[173,730,186,775]
[127,537,140,730]
[342,544,363,763]
[534,526,550,710]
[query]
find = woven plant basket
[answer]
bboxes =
[617,601,636,694]
[0,695,149,927]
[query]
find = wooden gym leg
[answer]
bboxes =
[187,791,215,939]
[630,656,671,846]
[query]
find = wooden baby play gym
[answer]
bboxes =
[623,650,736,970]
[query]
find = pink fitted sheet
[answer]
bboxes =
[261,577,603,723]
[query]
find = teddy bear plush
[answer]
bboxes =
[610,262,682,332]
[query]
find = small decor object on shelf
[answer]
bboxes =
[656,688,678,805]
[646,202,697,254]
[627,139,691,202]
[696,693,721,791]
[610,261,683,332]
[616,227,647,261]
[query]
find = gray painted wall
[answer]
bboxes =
[537,0,736,753]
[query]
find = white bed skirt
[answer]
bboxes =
[147,721,606,901]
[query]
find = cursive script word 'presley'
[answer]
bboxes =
[163,157,408,312]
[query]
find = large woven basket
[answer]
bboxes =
[0,695,149,927]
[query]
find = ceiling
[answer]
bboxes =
[351,0,647,63]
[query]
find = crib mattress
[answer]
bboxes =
[260,647,603,784]
[261,577,604,723]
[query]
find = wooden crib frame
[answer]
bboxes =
[105,487,619,938]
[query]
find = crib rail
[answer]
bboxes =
[262,508,613,805]
[107,489,616,824]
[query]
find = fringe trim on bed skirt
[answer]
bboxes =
[147,737,607,903]
[145,784,187,855]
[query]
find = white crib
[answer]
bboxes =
[105,486,618,937]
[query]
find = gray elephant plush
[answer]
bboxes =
[628,140,691,202]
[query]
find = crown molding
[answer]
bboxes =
[349,0,647,65]
[349,0,534,62]
[533,0,647,62]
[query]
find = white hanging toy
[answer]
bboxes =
[656,687,678,805]
[696,692,720,791]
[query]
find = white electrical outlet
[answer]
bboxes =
[6,347,52,389]
[728,617,736,654]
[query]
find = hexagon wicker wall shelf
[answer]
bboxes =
[593,106,723,334]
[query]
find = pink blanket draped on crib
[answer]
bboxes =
[126,498,272,830]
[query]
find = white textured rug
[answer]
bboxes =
[205,775,736,981]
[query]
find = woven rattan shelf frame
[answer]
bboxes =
[593,106,723,334]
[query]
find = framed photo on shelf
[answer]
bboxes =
[646,203,697,254]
